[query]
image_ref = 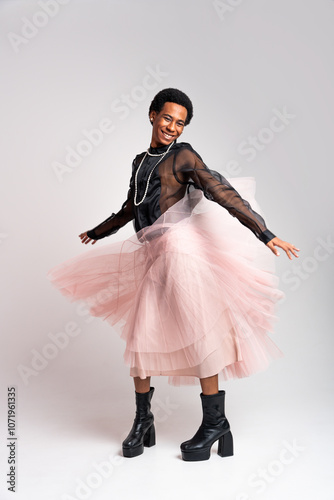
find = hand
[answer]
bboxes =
[266,237,300,260]
[79,232,97,245]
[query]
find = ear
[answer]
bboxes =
[150,111,156,122]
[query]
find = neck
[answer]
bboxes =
[149,140,176,150]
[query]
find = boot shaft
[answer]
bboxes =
[200,390,226,425]
[135,387,155,420]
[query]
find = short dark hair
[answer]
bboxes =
[148,88,193,126]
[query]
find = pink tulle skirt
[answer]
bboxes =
[47,178,285,386]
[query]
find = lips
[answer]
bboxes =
[161,131,175,140]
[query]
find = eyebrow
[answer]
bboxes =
[163,113,185,124]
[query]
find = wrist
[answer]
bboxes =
[259,229,276,245]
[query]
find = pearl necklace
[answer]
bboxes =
[134,140,175,206]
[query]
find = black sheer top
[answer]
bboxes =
[86,141,276,245]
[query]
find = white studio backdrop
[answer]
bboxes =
[1,1,333,499]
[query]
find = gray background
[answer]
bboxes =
[1,0,333,499]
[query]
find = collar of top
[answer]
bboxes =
[148,139,177,155]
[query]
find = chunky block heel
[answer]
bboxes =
[217,430,234,457]
[143,423,156,447]
[122,387,156,458]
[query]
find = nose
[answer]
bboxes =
[166,120,176,132]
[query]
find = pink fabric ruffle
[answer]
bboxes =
[47,178,285,386]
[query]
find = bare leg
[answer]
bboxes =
[200,374,219,395]
[133,376,151,393]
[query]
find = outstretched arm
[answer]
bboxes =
[79,183,134,245]
[178,147,300,259]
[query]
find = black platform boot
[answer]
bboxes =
[180,390,233,461]
[122,387,156,458]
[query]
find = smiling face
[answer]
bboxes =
[149,102,188,148]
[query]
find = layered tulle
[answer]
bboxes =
[47,178,285,386]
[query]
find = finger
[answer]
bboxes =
[267,243,279,256]
[289,246,300,258]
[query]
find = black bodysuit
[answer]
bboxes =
[86,141,276,245]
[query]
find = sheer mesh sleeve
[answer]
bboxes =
[176,145,276,245]
[86,173,135,240]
